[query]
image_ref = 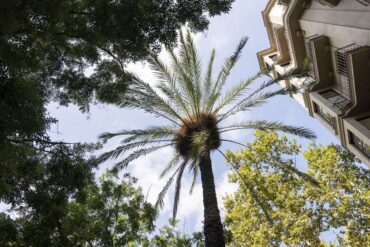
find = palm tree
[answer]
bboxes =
[98,30,316,247]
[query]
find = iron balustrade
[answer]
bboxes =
[314,102,336,130]
[356,0,370,6]
[350,132,370,158]
[335,44,361,109]
[304,34,319,80]
[321,90,350,111]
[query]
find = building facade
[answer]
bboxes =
[257,0,370,167]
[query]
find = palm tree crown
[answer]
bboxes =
[99,30,316,247]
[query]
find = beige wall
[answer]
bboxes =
[360,117,370,129]
[269,2,287,25]
[300,0,370,48]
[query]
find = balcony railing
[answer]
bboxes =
[304,34,319,79]
[335,44,361,104]
[265,62,273,72]
[277,0,290,5]
[356,0,370,6]
[350,132,370,158]
[314,102,336,130]
[269,54,278,62]
[321,90,350,111]
[313,0,340,7]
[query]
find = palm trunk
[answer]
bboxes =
[199,146,225,247]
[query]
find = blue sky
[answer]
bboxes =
[2,0,342,239]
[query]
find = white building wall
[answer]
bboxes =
[268,3,287,26]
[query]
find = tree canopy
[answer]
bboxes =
[224,131,370,247]
[0,0,235,185]
[0,170,157,247]
[144,220,204,247]
[0,0,235,110]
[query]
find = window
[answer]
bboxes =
[350,132,370,158]
[313,102,336,130]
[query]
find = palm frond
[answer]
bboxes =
[112,144,171,170]
[206,37,249,111]
[220,139,247,148]
[203,49,216,110]
[155,159,188,213]
[218,88,288,122]
[155,163,182,212]
[160,153,182,178]
[175,30,200,117]
[168,49,198,117]
[97,140,171,164]
[220,120,316,139]
[178,30,193,76]
[173,159,187,220]
[214,71,263,113]
[148,55,193,119]
[218,74,292,122]
[185,30,202,116]
[99,126,177,143]
[121,75,184,123]
[189,158,199,194]
[147,55,177,87]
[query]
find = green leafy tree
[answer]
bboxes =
[224,131,370,246]
[0,213,17,246]
[0,0,235,109]
[63,172,156,247]
[0,169,157,246]
[0,0,235,187]
[99,30,316,246]
[143,220,204,247]
[0,143,98,246]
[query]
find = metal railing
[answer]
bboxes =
[350,132,370,158]
[335,44,361,106]
[356,0,370,6]
[314,103,336,130]
[321,90,350,111]
[277,0,290,5]
[304,34,319,79]
[269,54,278,62]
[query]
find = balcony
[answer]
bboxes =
[273,25,290,64]
[310,89,346,136]
[321,90,350,112]
[351,134,370,158]
[313,101,337,131]
[344,115,370,167]
[334,44,370,115]
[335,44,361,102]
[313,0,340,7]
[263,53,279,76]
[277,0,290,5]
[356,0,370,6]
[304,35,333,92]
[304,34,319,80]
